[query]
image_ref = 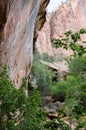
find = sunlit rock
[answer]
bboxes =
[36,0,86,71]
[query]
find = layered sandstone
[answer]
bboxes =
[0,0,50,87]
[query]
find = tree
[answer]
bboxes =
[54,29,86,57]
[31,51,56,96]
[0,66,45,130]
[52,29,86,129]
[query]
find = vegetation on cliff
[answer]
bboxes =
[0,29,86,129]
[0,66,45,130]
[31,29,86,129]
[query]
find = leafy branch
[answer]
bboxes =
[54,29,86,57]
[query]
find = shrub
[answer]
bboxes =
[44,118,71,130]
[49,29,86,128]
[0,66,45,130]
[31,51,57,96]
[50,81,66,102]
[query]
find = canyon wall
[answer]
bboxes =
[0,0,50,87]
[36,0,86,57]
[36,14,53,55]
[50,0,86,40]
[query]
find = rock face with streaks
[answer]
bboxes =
[36,0,86,56]
[36,14,53,55]
[0,0,50,87]
[50,0,86,41]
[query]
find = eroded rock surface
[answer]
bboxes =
[0,0,50,87]
[36,0,86,56]
[36,14,53,55]
[50,0,86,41]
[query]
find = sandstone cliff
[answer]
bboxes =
[50,0,86,41]
[0,0,50,87]
[36,0,86,57]
[36,14,53,55]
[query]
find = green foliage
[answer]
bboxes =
[50,56,86,116]
[75,119,86,130]
[50,81,66,102]
[54,29,86,57]
[52,30,86,128]
[0,66,45,130]
[1,29,86,130]
[68,56,86,75]
[40,53,54,63]
[19,90,45,130]
[31,51,57,95]
[44,118,71,130]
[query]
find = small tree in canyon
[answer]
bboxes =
[52,29,86,129]
[0,66,44,130]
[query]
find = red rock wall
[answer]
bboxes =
[36,0,86,56]
[0,0,50,87]
[50,0,86,40]
[36,14,53,55]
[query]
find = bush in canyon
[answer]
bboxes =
[50,80,66,102]
[44,118,71,130]
[49,57,86,129]
[31,51,57,96]
[50,29,86,102]
[52,29,86,128]
[0,66,45,130]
